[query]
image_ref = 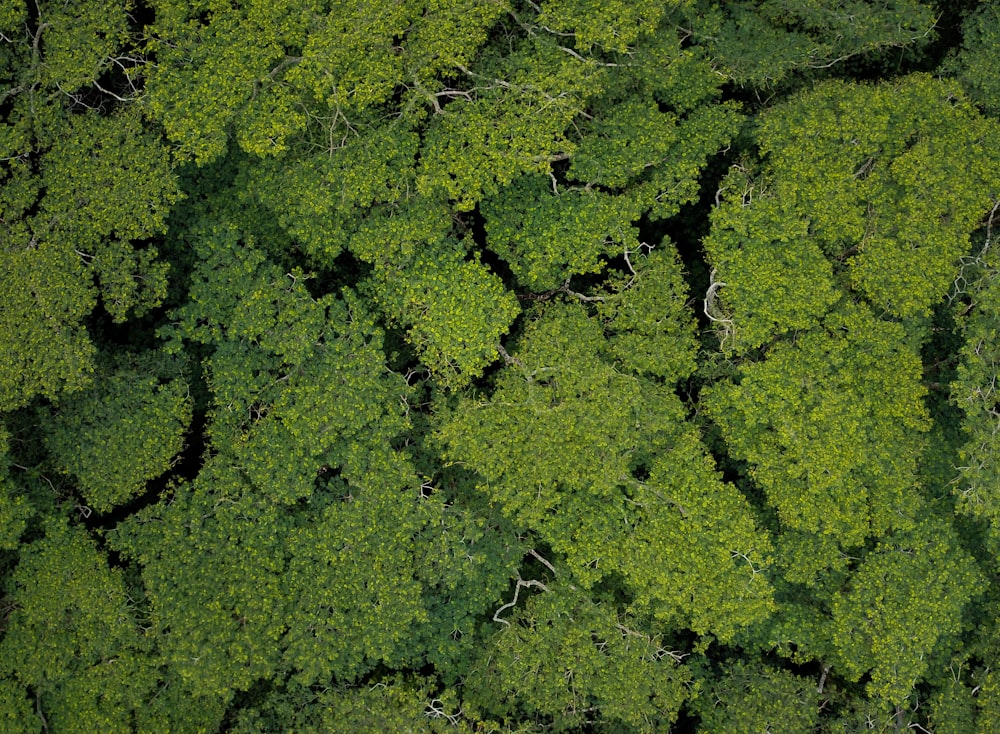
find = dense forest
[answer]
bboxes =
[2,0,1000,731]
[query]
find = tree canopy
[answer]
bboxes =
[2,0,1000,731]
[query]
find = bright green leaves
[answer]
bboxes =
[417,41,599,210]
[245,121,422,263]
[597,244,698,380]
[169,226,410,503]
[231,676,462,734]
[707,74,1000,352]
[570,98,681,189]
[693,660,820,733]
[684,0,937,87]
[35,0,130,92]
[536,0,672,54]
[0,432,32,551]
[404,0,509,84]
[40,365,191,514]
[483,174,642,290]
[371,244,519,388]
[283,0,416,113]
[439,302,650,538]
[830,518,982,704]
[621,437,776,640]
[282,470,431,685]
[703,167,841,351]
[0,518,143,689]
[0,241,97,411]
[111,474,290,698]
[0,99,176,412]
[143,0,517,166]
[144,1,289,163]
[20,112,176,245]
[704,304,930,548]
[39,111,178,318]
[467,585,691,731]
[0,678,38,734]
[439,300,773,638]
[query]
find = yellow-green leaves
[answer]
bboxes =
[693,660,820,733]
[466,586,691,730]
[372,244,519,388]
[0,241,97,411]
[704,304,930,548]
[0,518,142,688]
[440,301,773,638]
[685,0,937,87]
[33,0,129,92]
[41,112,180,321]
[831,519,982,704]
[597,243,699,381]
[41,367,191,514]
[483,174,642,290]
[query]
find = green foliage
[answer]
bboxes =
[947,2,1000,115]
[596,243,699,381]
[693,659,819,733]
[536,0,672,54]
[144,1,289,163]
[41,364,191,514]
[764,75,998,318]
[281,463,431,686]
[683,0,937,87]
[370,243,520,388]
[232,676,467,734]
[36,0,130,92]
[416,39,601,209]
[483,175,642,290]
[952,243,1000,527]
[439,301,773,638]
[707,74,1000,349]
[2,1,999,730]
[0,518,144,689]
[0,677,39,734]
[704,304,930,547]
[927,673,979,734]
[0,424,33,550]
[0,240,97,411]
[40,112,180,321]
[110,472,290,698]
[830,518,983,703]
[466,585,692,731]
[242,120,422,263]
[703,163,841,350]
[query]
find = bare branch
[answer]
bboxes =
[528,548,557,576]
[493,576,549,627]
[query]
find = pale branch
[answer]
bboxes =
[497,343,524,369]
[817,665,830,694]
[528,548,557,576]
[493,576,549,627]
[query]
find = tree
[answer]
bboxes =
[692,659,820,733]
[829,517,982,704]
[0,517,160,732]
[679,0,937,88]
[464,583,692,731]
[951,233,1000,528]
[705,74,1000,351]
[438,297,774,640]
[703,303,930,549]
[40,359,191,514]
[945,1,1000,116]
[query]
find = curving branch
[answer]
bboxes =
[493,576,549,627]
